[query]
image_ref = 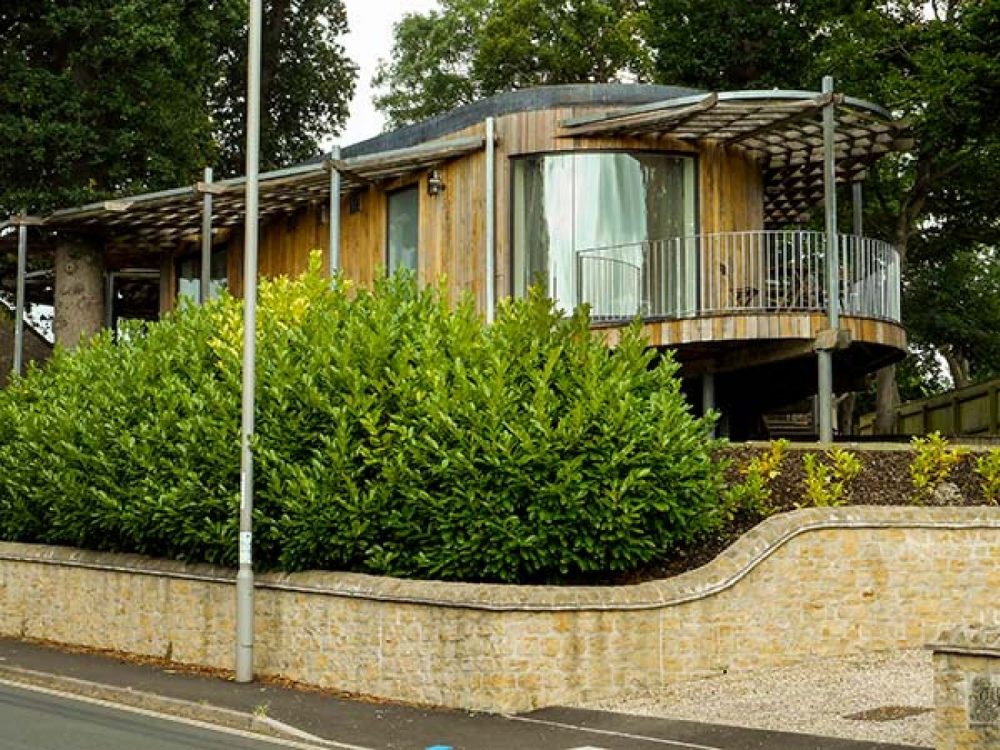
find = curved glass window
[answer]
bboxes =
[512,152,696,318]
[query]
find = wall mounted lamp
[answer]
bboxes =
[427,170,446,196]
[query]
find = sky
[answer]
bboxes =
[338,0,440,146]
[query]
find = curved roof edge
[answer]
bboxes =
[340,83,704,158]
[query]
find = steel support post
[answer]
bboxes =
[485,117,496,323]
[852,181,863,237]
[328,146,341,278]
[236,0,263,684]
[200,167,214,304]
[13,222,27,377]
[818,75,839,444]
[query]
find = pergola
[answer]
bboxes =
[559,89,911,226]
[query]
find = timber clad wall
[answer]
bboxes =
[214,108,764,316]
[1,507,997,712]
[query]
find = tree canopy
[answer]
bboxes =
[373,0,649,129]
[0,0,356,216]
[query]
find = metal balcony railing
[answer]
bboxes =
[575,231,901,324]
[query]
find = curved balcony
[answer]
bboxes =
[575,231,901,325]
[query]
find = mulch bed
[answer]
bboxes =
[591,443,994,586]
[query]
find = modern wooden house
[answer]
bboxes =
[2,84,910,437]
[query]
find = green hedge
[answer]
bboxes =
[0,257,724,583]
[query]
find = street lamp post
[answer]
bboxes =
[236,0,263,684]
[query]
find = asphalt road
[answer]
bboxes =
[0,682,323,750]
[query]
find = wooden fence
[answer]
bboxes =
[859,377,1000,437]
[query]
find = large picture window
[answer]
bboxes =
[387,186,419,274]
[512,152,696,317]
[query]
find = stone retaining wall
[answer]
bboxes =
[1,506,998,712]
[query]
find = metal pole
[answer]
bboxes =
[818,75,839,443]
[236,0,262,684]
[702,373,716,438]
[13,222,27,377]
[328,146,341,278]
[484,117,496,323]
[852,181,863,237]
[201,167,214,304]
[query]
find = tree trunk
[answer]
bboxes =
[874,365,900,435]
[942,346,971,389]
[837,392,857,436]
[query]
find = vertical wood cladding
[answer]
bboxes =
[215,106,764,317]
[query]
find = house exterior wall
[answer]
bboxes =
[1,506,996,713]
[218,107,764,317]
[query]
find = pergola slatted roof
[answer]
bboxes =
[559,90,911,226]
[40,135,487,248]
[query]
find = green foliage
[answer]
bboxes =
[975,449,1000,506]
[647,0,842,91]
[373,0,650,127]
[212,0,358,175]
[0,257,724,583]
[722,440,789,520]
[0,1,356,216]
[909,432,966,504]
[801,448,862,507]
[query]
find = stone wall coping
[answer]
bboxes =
[929,624,1000,657]
[2,505,998,612]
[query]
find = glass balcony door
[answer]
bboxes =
[512,152,696,318]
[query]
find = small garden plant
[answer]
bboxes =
[800,448,862,507]
[909,432,966,504]
[974,448,1000,505]
[722,439,788,519]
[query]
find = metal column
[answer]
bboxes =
[817,75,840,444]
[200,167,214,304]
[852,181,863,237]
[13,221,27,377]
[484,117,496,323]
[328,146,341,278]
[236,0,263,684]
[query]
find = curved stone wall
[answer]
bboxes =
[1,506,998,711]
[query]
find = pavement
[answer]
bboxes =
[0,637,929,750]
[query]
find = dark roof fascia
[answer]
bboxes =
[339,84,705,159]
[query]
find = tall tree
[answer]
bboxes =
[0,0,357,217]
[0,1,222,214]
[647,0,846,90]
[213,0,357,174]
[374,0,649,128]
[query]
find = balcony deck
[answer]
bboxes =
[577,230,906,383]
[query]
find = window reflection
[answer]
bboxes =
[177,247,228,304]
[387,187,419,274]
[512,152,697,317]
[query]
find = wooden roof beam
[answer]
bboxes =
[722,92,840,145]
[558,92,719,138]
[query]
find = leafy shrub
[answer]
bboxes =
[722,439,788,519]
[0,256,724,583]
[975,449,1000,505]
[801,448,861,507]
[909,432,966,505]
